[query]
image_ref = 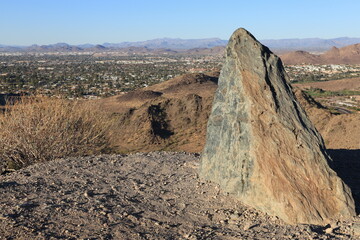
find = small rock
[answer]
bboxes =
[351,223,360,235]
[324,227,333,234]
[127,215,138,223]
[84,190,94,198]
[229,213,240,220]
[182,233,190,238]
[243,222,251,230]
[107,214,115,221]
[178,203,186,210]
[219,219,228,224]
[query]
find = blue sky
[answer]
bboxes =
[1,0,359,45]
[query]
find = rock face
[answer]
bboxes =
[200,28,355,224]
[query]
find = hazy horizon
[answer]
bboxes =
[1,0,360,45]
[2,35,360,47]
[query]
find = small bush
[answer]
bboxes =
[0,96,114,169]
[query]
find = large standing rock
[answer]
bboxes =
[200,28,355,224]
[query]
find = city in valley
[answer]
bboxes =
[1,50,359,112]
[0,51,222,98]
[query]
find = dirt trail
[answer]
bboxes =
[1,152,359,239]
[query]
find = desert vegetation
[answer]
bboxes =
[305,88,360,97]
[0,96,115,169]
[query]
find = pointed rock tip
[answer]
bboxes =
[232,28,252,36]
[230,28,259,43]
[227,28,270,54]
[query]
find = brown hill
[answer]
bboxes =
[99,73,219,153]
[280,43,360,65]
[322,44,360,64]
[99,73,359,153]
[280,50,321,65]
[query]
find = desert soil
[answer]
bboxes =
[1,152,360,239]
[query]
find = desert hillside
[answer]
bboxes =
[99,72,359,153]
[280,43,360,65]
[99,72,219,153]
[280,50,321,65]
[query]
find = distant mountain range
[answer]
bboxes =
[261,37,360,53]
[1,37,360,53]
[0,38,228,53]
[102,38,227,49]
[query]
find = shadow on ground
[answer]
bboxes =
[328,149,360,214]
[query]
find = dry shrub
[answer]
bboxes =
[0,96,114,169]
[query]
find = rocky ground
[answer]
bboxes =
[1,152,360,239]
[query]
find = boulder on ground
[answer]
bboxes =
[200,28,355,224]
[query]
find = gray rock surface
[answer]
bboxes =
[200,28,355,224]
